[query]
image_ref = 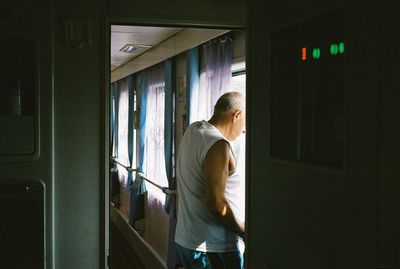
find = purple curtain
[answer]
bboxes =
[203,36,234,119]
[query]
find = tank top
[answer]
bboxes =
[175,120,244,252]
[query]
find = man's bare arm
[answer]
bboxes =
[203,140,245,237]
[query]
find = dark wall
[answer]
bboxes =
[248,0,400,268]
[0,0,54,267]
[379,1,400,268]
[108,0,245,26]
[1,0,245,268]
[54,0,106,266]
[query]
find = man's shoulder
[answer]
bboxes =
[190,120,208,129]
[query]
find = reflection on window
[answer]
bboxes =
[271,9,344,168]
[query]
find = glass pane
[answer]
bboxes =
[271,8,345,168]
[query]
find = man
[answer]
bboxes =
[175,91,246,269]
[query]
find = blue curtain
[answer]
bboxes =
[110,82,120,202]
[111,82,120,158]
[187,47,200,125]
[129,72,147,227]
[127,75,136,187]
[164,59,181,269]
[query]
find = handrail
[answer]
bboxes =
[137,172,177,196]
[111,158,176,195]
[112,159,137,172]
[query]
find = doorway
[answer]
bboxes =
[105,22,246,268]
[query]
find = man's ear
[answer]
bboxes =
[233,110,241,121]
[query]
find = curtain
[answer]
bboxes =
[129,72,147,226]
[144,63,169,204]
[116,78,130,186]
[164,59,174,212]
[110,82,119,158]
[110,82,120,205]
[197,36,234,121]
[127,75,136,187]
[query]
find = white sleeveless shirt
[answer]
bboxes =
[175,120,244,252]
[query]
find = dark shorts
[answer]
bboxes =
[175,243,244,269]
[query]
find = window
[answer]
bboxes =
[231,62,246,223]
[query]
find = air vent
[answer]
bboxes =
[119,44,152,53]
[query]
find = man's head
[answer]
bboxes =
[210,91,245,141]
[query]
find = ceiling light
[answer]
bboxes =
[119,44,152,53]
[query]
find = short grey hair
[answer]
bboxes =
[214,91,245,114]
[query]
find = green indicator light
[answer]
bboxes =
[312,48,321,59]
[312,48,317,59]
[330,44,339,55]
[339,42,345,54]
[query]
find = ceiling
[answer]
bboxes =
[111,25,183,71]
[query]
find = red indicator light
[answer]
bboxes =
[302,47,307,61]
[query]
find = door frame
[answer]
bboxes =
[102,16,247,268]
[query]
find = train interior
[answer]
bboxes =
[0,0,399,268]
[109,26,246,269]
